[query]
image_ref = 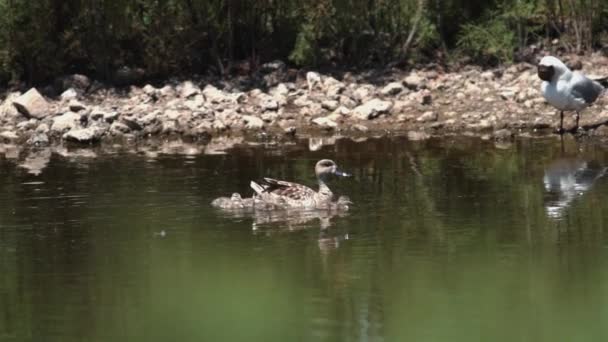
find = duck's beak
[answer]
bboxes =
[334,170,351,177]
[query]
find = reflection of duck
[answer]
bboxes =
[543,158,608,218]
[250,159,351,209]
[251,199,352,230]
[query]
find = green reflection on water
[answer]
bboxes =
[2,136,608,341]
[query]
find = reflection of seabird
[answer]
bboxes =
[538,56,607,133]
[250,159,351,209]
[543,158,608,218]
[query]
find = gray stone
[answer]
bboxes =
[403,73,424,90]
[110,122,131,135]
[27,133,50,147]
[202,85,227,103]
[63,126,106,143]
[381,82,405,96]
[416,111,438,122]
[60,74,91,92]
[13,88,50,119]
[407,130,430,141]
[180,81,200,98]
[51,112,81,133]
[312,117,338,129]
[60,88,79,101]
[242,115,264,130]
[321,100,339,111]
[0,131,18,141]
[36,123,50,134]
[353,99,393,120]
[261,97,279,111]
[69,100,86,112]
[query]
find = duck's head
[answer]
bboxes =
[230,193,243,201]
[538,56,570,82]
[315,159,351,179]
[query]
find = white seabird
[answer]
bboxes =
[537,55,608,133]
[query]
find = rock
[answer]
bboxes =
[51,112,81,133]
[0,131,18,141]
[321,100,339,111]
[403,73,424,90]
[12,88,50,119]
[59,74,91,92]
[283,126,297,136]
[416,111,438,122]
[261,112,279,122]
[68,100,86,112]
[180,81,200,98]
[407,130,430,141]
[353,99,392,120]
[353,85,374,103]
[353,124,369,132]
[260,96,279,111]
[333,106,351,116]
[63,126,106,143]
[270,83,289,97]
[110,122,131,135]
[0,92,21,118]
[312,117,338,129]
[27,133,49,147]
[202,85,227,103]
[381,82,405,96]
[36,123,50,134]
[143,84,157,95]
[159,85,176,98]
[418,90,432,105]
[339,95,357,108]
[306,72,321,91]
[113,66,145,86]
[60,88,79,101]
[242,115,264,130]
[102,111,119,124]
[493,129,513,141]
[16,119,37,131]
[161,120,178,134]
[294,95,313,107]
[121,115,143,131]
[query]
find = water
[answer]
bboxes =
[2,135,608,341]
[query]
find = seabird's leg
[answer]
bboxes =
[558,111,564,134]
[575,111,580,131]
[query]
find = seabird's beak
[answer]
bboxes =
[538,64,554,81]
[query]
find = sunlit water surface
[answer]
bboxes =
[2,136,608,341]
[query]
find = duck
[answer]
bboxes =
[250,159,351,209]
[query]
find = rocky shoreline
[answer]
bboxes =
[2,54,608,150]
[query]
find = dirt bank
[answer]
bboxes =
[2,54,608,149]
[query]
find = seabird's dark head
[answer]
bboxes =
[538,56,570,82]
[537,64,554,82]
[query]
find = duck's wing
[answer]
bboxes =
[259,177,316,200]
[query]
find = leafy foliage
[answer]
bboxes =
[0,0,606,85]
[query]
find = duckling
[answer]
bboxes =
[250,159,351,209]
[211,193,250,209]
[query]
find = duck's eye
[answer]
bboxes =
[321,161,334,167]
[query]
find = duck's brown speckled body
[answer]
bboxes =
[250,159,351,209]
